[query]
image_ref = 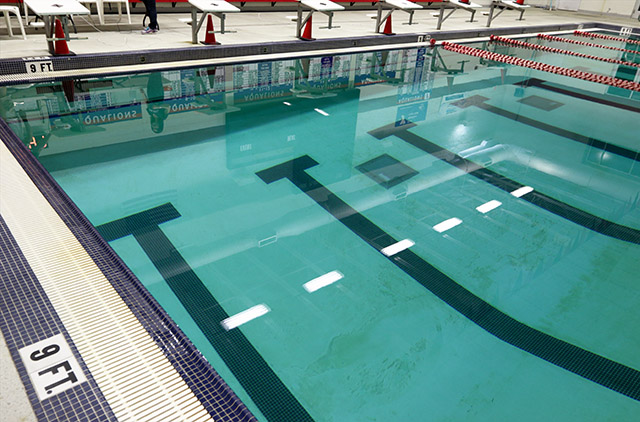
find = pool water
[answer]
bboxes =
[2,34,640,421]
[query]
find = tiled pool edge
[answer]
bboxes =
[0,118,258,421]
[0,215,118,422]
[2,21,636,85]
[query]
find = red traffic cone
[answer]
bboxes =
[53,18,71,56]
[300,15,314,41]
[202,15,220,45]
[382,15,394,36]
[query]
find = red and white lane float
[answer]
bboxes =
[489,35,640,69]
[441,41,640,92]
[573,30,640,46]
[537,33,639,55]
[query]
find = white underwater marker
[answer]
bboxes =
[433,217,462,233]
[303,271,344,293]
[511,186,534,198]
[476,200,502,214]
[221,304,270,331]
[381,239,415,257]
[314,108,329,116]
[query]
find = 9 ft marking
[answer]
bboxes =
[18,334,87,400]
[25,61,54,74]
[31,344,78,394]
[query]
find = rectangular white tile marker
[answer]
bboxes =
[476,200,502,214]
[433,218,462,233]
[510,186,534,198]
[381,239,415,257]
[221,304,270,331]
[303,271,344,293]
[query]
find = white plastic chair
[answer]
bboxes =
[79,0,131,25]
[78,0,105,24]
[107,0,132,24]
[0,5,27,40]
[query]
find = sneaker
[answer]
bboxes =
[141,27,158,34]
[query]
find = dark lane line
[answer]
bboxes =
[257,155,640,402]
[97,203,314,422]
[516,78,640,114]
[452,95,640,163]
[388,128,640,245]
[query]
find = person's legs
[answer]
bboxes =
[141,0,159,31]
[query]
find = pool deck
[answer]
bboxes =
[0,5,638,421]
[0,6,638,60]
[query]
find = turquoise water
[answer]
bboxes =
[2,36,640,421]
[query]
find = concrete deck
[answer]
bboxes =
[0,6,638,59]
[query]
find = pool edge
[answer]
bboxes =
[0,117,258,421]
[2,21,636,85]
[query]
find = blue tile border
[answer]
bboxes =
[0,216,117,422]
[0,117,257,421]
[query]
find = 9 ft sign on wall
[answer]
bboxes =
[18,334,87,400]
[23,57,54,74]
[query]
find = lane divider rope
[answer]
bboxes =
[441,41,640,92]
[489,35,640,69]
[573,30,640,46]
[537,33,640,55]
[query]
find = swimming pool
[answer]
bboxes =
[2,33,640,420]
